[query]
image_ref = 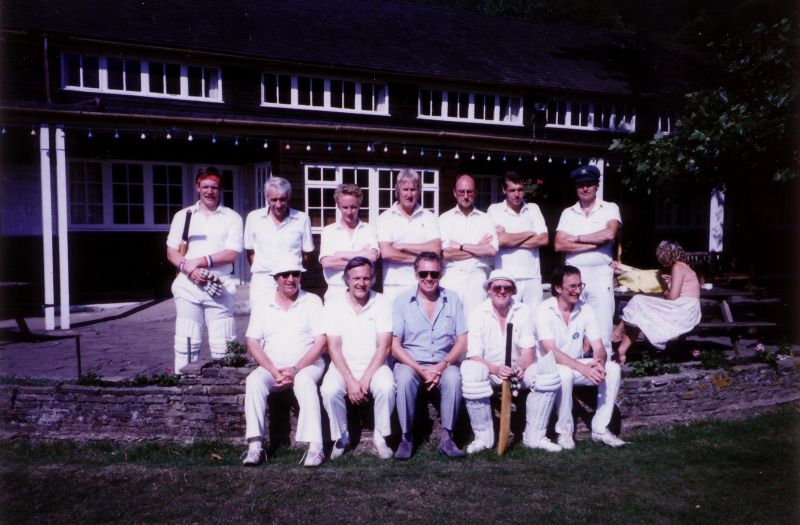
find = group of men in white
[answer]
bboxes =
[167,164,626,468]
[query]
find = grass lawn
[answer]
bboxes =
[2,407,799,524]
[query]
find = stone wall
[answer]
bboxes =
[1,358,798,444]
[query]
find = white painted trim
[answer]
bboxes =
[260,72,390,115]
[55,127,71,329]
[709,188,725,252]
[39,125,56,330]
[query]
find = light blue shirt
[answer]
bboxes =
[392,287,467,363]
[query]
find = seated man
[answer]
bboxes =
[242,256,327,467]
[392,251,467,460]
[321,257,395,460]
[535,264,625,449]
[461,270,561,453]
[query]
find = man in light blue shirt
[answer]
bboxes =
[392,252,467,460]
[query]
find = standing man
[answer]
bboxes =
[487,171,549,312]
[319,184,379,302]
[321,257,395,460]
[536,265,625,449]
[378,168,441,302]
[392,252,467,460]
[166,166,243,371]
[461,270,562,453]
[439,174,498,317]
[241,256,327,467]
[244,176,313,312]
[554,165,621,355]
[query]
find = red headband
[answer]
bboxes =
[196,174,222,185]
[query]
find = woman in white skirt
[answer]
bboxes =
[614,241,701,363]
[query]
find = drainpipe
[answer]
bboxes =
[43,35,52,105]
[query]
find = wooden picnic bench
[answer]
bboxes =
[615,286,777,355]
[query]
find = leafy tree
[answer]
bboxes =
[609,18,797,193]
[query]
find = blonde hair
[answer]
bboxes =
[334,183,363,204]
[656,240,685,267]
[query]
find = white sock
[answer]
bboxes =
[248,440,262,453]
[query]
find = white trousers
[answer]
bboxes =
[244,363,325,445]
[172,273,236,372]
[576,264,615,354]
[320,364,395,441]
[440,266,489,319]
[514,277,543,318]
[555,359,621,435]
[249,272,277,314]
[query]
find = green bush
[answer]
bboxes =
[221,339,248,367]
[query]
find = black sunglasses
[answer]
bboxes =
[417,271,441,279]
[490,285,514,293]
[276,271,301,279]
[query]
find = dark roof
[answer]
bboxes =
[1,0,683,97]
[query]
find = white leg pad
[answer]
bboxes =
[465,398,494,448]
[174,318,202,372]
[523,389,557,445]
[208,316,236,359]
[461,360,494,400]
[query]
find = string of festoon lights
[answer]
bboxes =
[0,124,618,170]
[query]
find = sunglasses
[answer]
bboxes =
[417,271,441,279]
[276,271,301,279]
[490,285,514,293]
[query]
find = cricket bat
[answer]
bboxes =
[497,322,513,456]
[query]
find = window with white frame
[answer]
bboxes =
[262,73,389,115]
[545,100,635,132]
[472,174,501,212]
[304,165,439,232]
[62,52,222,102]
[656,112,672,136]
[418,88,523,126]
[69,161,104,225]
[69,161,189,230]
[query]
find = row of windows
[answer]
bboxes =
[62,53,222,101]
[68,161,236,229]
[305,165,439,232]
[60,53,640,131]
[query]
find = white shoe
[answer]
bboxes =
[465,438,491,454]
[372,434,393,460]
[557,434,576,450]
[330,435,349,460]
[592,431,627,448]
[302,446,326,467]
[241,447,264,466]
[524,437,562,453]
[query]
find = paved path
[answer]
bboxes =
[0,287,252,380]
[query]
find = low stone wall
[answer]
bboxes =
[1,358,798,443]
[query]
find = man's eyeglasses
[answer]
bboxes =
[564,283,586,292]
[417,271,441,279]
[490,285,514,293]
[276,271,301,279]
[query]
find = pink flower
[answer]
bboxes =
[755,344,765,353]
[167,368,174,374]
[536,178,544,185]
[691,349,701,358]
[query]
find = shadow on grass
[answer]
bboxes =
[2,406,799,524]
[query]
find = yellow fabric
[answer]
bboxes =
[616,264,665,293]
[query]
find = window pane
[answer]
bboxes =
[126,60,141,91]
[153,164,166,184]
[278,75,291,104]
[64,54,81,86]
[113,205,128,224]
[297,76,311,105]
[149,61,164,93]
[322,168,336,182]
[447,91,458,117]
[188,66,202,97]
[308,188,321,207]
[342,168,355,184]
[331,80,343,108]
[307,168,321,181]
[422,170,435,185]
[165,63,181,95]
[107,57,124,90]
[311,78,324,106]
[362,83,374,111]
[203,68,218,98]
[431,90,442,116]
[420,90,431,116]
[83,55,100,88]
[343,81,355,109]
[308,209,321,228]
[130,205,144,224]
[264,74,277,103]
